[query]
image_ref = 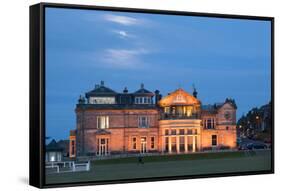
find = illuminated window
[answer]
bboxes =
[138,116,149,128]
[194,129,198,134]
[132,137,137,150]
[50,155,55,162]
[171,129,177,135]
[179,129,185,135]
[97,116,109,129]
[71,140,75,155]
[180,137,185,152]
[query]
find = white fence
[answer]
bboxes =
[45,161,90,174]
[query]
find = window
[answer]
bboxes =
[194,129,198,134]
[165,137,169,152]
[97,116,109,129]
[205,118,214,129]
[171,129,177,135]
[71,140,75,155]
[180,137,185,152]
[179,129,185,135]
[164,107,170,113]
[226,126,229,130]
[212,135,217,146]
[165,129,169,135]
[138,116,149,128]
[187,129,192,135]
[144,97,147,103]
[151,137,155,149]
[207,119,212,129]
[174,94,185,103]
[132,137,137,150]
[135,97,151,104]
[90,97,115,104]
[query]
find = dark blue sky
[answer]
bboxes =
[45,8,271,140]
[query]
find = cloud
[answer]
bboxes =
[103,14,142,26]
[111,30,135,39]
[99,48,149,69]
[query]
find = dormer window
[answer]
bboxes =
[89,97,115,104]
[135,97,152,104]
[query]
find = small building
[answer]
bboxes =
[45,139,63,162]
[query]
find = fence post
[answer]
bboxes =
[86,161,90,171]
[72,161,76,172]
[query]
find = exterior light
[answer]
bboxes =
[256,116,259,119]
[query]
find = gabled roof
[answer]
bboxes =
[201,99,237,114]
[158,88,200,107]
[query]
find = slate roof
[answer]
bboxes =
[134,88,153,94]
[46,139,63,152]
[76,104,157,110]
[85,85,117,98]
[134,83,154,96]
[201,104,218,114]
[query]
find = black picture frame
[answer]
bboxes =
[30,2,274,188]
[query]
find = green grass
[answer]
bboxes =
[92,151,246,165]
[45,150,271,185]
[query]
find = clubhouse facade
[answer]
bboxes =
[69,81,237,158]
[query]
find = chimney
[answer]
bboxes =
[192,84,198,98]
[100,80,105,86]
[154,90,161,104]
[123,87,128,93]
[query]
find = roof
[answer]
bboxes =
[158,88,200,107]
[76,104,158,110]
[201,104,218,114]
[201,100,237,114]
[46,139,63,152]
[134,83,154,96]
[85,82,117,98]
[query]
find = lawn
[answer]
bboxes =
[45,150,272,185]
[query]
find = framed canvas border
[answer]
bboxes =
[29,2,275,188]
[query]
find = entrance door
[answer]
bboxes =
[140,137,147,153]
[98,138,108,156]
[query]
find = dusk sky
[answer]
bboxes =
[45,8,271,141]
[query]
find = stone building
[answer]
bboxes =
[69,81,237,158]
